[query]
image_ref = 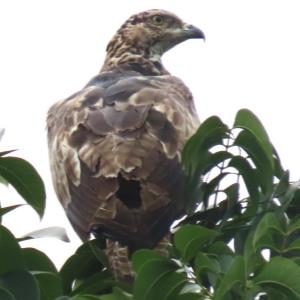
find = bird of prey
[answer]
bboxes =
[47,9,204,282]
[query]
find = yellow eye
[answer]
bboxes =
[152,15,164,25]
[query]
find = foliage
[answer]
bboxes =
[1,109,300,299]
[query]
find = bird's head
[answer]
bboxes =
[102,9,205,75]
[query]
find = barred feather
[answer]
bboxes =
[47,9,204,281]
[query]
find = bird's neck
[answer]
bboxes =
[100,36,169,76]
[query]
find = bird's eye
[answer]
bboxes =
[152,15,164,25]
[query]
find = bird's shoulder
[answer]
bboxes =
[47,70,198,139]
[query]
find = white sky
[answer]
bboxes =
[0,0,300,268]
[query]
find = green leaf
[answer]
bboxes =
[253,212,284,251]
[60,240,107,294]
[194,252,220,286]
[98,288,133,300]
[243,232,265,275]
[201,173,229,207]
[174,225,219,261]
[195,151,232,178]
[282,183,300,217]
[254,256,300,299]
[234,109,274,169]
[71,296,103,300]
[223,183,239,211]
[0,174,8,185]
[175,284,203,300]
[34,272,63,300]
[0,225,25,275]
[0,205,23,224]
[22,248,57,273]
[111,287,133,300]
[133,256,185,300]
[274,171,290,197]
[182,116,228,165]
[234,130,273,195]
[273,146,285,179]
[194,252,220,275]
[87,239,109,268]
[132,249,165,273]
[0,150,17,157]
[175,293,203,300]
[0,270,40,300]
[71,272,114,296]
[228,156,260,203]
[19,227,70,242]
[98,296,116,300]
[0,157,45,218]
[207,241,234,257]
[213,256,245,300]
[0,287,16,300]
[0,205,23,218]
[285,237,300,252]
[288,218,300,235]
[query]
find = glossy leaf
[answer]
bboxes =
[0,225,25,275]
[175,294,201,300]
[182,116,228,166]
[22,247,57,273]
[223,183,239,211]
[60,240,107,294]
[0,287,16,300]
[71,272,114,296]
[132,249,165,273]
[200,173,229,207]
[243,232,265,275]
[194,252,220,286]
[0,270,40,300]
[0,205,23,218]
[288,218,300,235]
[234,130,273,195]
[228,156,260,203]
[0,205,23,224]
[207,241,234,257]
[133,256,185,300]
[0,157,45,218]
[234,109,274,169]
[253,212,284,251]
[0,174,8,185]
[174,225,219,261]
[71,296,103,300]
[274,170,290,197]
[281,183,300,217]
[35,272,63,300]
[213,256,245,300]
[98,287,133,300]
[19,226,70,242]
[254,256,300,298]
[285,237,300,252]
[0,150,17,157]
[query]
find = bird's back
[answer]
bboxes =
[47,70,199,248]
[47,9,204,282]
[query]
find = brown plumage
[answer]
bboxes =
[47,9,204,282]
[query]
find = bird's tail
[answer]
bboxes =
[106,233,170,283]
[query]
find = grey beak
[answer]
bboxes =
[183,24,205,40]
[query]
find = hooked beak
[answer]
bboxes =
[182,23,206,40]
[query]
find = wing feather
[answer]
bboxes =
[47,72,199,244]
